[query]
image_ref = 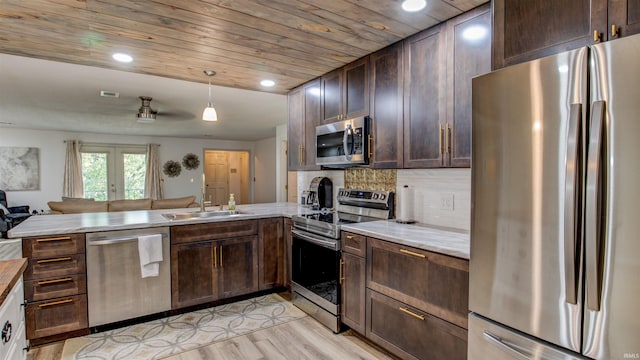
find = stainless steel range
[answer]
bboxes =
[291,188,394,332]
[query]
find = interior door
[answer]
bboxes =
[470,47,588,352]
[205,151,228,205]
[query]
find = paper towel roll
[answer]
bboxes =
[396,185,416,224]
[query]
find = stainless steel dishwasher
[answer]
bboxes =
[86,227,171,327]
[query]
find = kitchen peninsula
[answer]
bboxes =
[9,202,470,358]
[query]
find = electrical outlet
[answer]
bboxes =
[440,193,454,211]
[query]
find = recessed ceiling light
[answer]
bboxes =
[112,53,133,63]
[260,79,275,87]
[402,0,426,12]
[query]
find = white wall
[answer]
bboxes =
[0,128,256,211]
[275,124,288,202]
[253,137,277,203]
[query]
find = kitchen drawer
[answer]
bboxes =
[22,234,85,258]
[25,294,88,340]
[341,232,366,257]
[24,274,86,302]
[366,290,467,360]
[24,254,85,281]
[0,278,25,360]
[367,238,469,329]
[171,220,258,244]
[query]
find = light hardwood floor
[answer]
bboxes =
[27,317,395,360]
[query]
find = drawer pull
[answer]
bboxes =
[36,236,72,243]
[37,257,72,264]
[346,235,354,240]
[39,299,73,308]
[399,249,426,258]
[399,307,425,321]
[37,277,73,286]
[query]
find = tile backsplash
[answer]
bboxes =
[344,168,396,192]
[397,169,471,231]
[295,168,471,231]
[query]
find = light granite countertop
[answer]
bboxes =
[341,220,470,260]
[8,202,317,238]
[9,202,469,259]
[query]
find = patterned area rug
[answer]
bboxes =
[61,294,306,360]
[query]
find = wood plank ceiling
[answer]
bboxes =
[0,0,487,94]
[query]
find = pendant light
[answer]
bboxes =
[202,70,218,121]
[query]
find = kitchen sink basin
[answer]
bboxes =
[162,210,244,221]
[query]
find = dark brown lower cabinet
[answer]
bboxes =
[171,240,218,308]
[25,294,88,340]
[367,290,467,360]
[341,251,366,334]
[283,218,293,289]
[218,236,259,298]
[258,218,284,290]
[171,236,258,309]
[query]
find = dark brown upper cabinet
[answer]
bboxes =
[404,5,490,168]
[493,0,609,69]
[609,0,640,38]
[446,6,492,167]
[403,23,447,168]
[288,79,321,171]
[321,57,369,124]
[369,42,404,169]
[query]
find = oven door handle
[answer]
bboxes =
[292,229,339,251]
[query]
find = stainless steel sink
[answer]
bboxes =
[162,210,244,221]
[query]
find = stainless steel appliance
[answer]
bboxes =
[86,227,171,327]
[291,188,393,333]
[470,34,640,359]
[307,176,333,210]
[316,116,369,166]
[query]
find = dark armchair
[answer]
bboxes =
[0,190,31,238]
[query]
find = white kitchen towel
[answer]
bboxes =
[138,234,163,278]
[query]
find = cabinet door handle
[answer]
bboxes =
[339,259,344,285]
[37,277,73,286]
[368,134,373,160]
[439,124,444,156]
[220,246,223,268]
[37,257,72,264]
[399,307,425,321]
[593,30,601,42]
[39,298,73,308]
[36,236,71,243]
[446,124,452,154]
[399,249,426,258]
[611,24,619,37]
[213,246,217,269]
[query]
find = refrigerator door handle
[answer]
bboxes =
[564,103,582,305]
[585,100,606,311]
[483,331,531,360]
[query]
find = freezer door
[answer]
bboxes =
[468,313,584,360]
[582,34,640,359]
[470,47,588,352]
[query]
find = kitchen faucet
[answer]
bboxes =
[200,174,206,212]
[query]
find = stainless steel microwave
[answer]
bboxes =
[316,116,369,166]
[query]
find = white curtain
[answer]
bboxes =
[62,140,84,198]
[144,144,164,200]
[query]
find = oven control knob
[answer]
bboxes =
[380,194,386,200]
[373,193,379,199]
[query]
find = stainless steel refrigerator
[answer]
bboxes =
[469,33,640,360]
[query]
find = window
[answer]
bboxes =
[81,144,146,200]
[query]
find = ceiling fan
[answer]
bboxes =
[136,96,157,123]
[135,96,195,123]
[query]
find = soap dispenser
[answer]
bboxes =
[228,193,236,212]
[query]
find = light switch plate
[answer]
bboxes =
[440,193,454,211]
